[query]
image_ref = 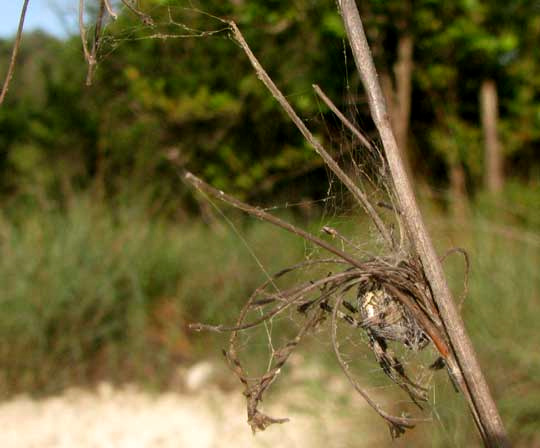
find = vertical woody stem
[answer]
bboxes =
[337,1,509,447]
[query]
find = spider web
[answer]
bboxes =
[86,2,461,442]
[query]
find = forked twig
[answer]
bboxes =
[121,0,154,26]
[80,0,119,86]
[0,0,30,105]
[225,21,394,249]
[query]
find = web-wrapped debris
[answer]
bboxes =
[179,17,462,440]
[187,170,455,437]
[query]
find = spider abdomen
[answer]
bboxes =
[358,286,428,351]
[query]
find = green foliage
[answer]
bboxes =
[1,1,539,201]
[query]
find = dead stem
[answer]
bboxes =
[225,21,394,249]
[0,0,30,105]
[312,84,374,152]
[337,1,508,445]
[184,171,365,268]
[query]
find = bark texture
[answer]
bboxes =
[337,2,509,446]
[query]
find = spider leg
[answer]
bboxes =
[300,295,431,406]
[319,301,366,328]
[368,331,428,407]
[298,297,365,328]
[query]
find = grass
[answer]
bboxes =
[0,194,305,396]
[0,188,538,447]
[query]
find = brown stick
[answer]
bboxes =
[120,0,154,26]
[337,1,509,446]
[226,21,394,249]
[0,0,30,105]
[312,84,374,151]
[184,171,364,268]
[78,0,96,86]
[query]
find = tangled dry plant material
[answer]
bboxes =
[186,172,460,438]
[182,14,469,438]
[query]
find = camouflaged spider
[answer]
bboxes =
[319,279,433,404]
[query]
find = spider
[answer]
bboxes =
[314,278,433,405]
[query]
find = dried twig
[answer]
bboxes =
[337,1,508,446]
[186,167,458,432]
[103,0,117,20]
[312,84,374,152]
[0,0,30,106]
[120,0,154,26]
[225,21,394,249]
[184,171,364,268]
[78,0,96,86]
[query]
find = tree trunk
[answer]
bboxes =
[450,162,469,222]
[393,33,413,175]
[480,79,504,193]
[380,34,414,179]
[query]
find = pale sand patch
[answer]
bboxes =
[0,382,388,448]
[0,356,400,448]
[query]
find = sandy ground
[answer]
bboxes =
[0,361,384,448]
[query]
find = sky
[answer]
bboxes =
[0,0,78,38]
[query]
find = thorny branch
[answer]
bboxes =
[0,0,30,106]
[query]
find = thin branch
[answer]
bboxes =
[337,1,508,446]
[0,0,30,105]
[312,84,374,152]
[78,0,95,86]
[120,0,154,26]
[103,0,117,20]
[184,171,364,268]
[225,21,394,249]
